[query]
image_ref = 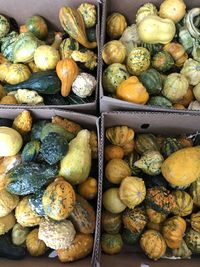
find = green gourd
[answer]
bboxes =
[185,228,200,253]
[122,228,141,245]
[135,134,159,154]
[124,151,141,176]
[152,51,174,72]
[148,96,172,108]
[26,15,48,40]
[1,31,19,61]
[4,71,61,94]
[161,138,183,158]
[30,120,49,140]
[139,68,162,95]
[141,43,163,55]
[21,140,41,162]
[86,27,96,42]
[101,233,123,255]
[40,123,74,142]
[29,189,45,216]
[12,223,30,246]
[102,211,122,234]
[0,15,10,38]
[190,176,200,207]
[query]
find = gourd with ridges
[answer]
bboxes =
[190,176,200,207]
[139,69,162,95]
[102,40,126,65]
[106,126,134,147]
[191,212,200,232]
[5,64,31,85]
[135,134,159,154]
[185,8,200,39]
[106,12,127,40]
[26,15,48,40]
[148,96,173,108]
[0,15,10,38]
[26,228,46,256]
[185,228,200,253]
[141,43,163,55]
[124,151,141,176]
[102,211,122,234]
[1,31,19,61]
[180,59,200,86]
[152,51,174,72]
[159,0,186,23]
[172,190,193,217]
[161,137,182,158]
[163,42,188,67]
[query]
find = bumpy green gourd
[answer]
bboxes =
[21,140,41,162]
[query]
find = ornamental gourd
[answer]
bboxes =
[159,0,186,23]
[106,13,127,39]
[161,137,182,158]
[180,59,200,86]
[191,212,200,233]
[136,3,158,25]
[162,73,189,103]
[103,188,126,214]
[42,177,76,221]
[184,228,200,253]
[101,233,123,255]
[137,15,176,44]
[172,190,193,217]
[5,64,31,85]
[105,159,131,184]
[0,189,19,217]
[116,76,149,104]
[139,69,162,95]
[152,51,174,72]
[119,176,146,209]
[102,211,122,234]
[59,6,97,49]
[185,8,200,39]
[140,230,166,260]
[105,145,124,161]
[163,42,188,67]
[102,40,126,65]
[77,177,97,200]
[26,229,46,257]
[1,31,19,61]
[162,216,186,249]
[56,58,79,97]
[77,3,96,28]
[193,83,200,102]
[127,47,150,75]
[135,134,159,154]
[26,15,48,40]
[146,207,166,224]
[190,176,200,207]
[161,146,200,186]
[106,126,134,147]
[0,15,10,38]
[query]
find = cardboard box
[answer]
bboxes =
[97,111,200,267]
[0,108,100,267]
[0,0,100,114]
[99,0,199,113]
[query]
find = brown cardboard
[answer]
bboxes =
[98,111,200,267]
[0,0,100,114]
[0,108,99,267]
[99,0,200,113]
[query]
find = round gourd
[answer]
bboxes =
[191,212,200,232]
[42,177,76,221]
[172,190,193,217]
[178,135,193,148]
[190,176,200,207]
[103,63,129,94]
[12,223,30,246]
[0,212,16,235]
[139,68,162,95]
[180,59,200,86]
[26,15,48,39]
[0,127,23,157]
[1,31,19,62]
[102,40,126,65]
[147,221,163,232]
[106,126,134,147]
[15,196,42,227]
[106,13,127,39]
[148,96,173,108]
[121,140,135,155]
[116,76,149,105]
[102,211,122,234]
[26,229,46,256]
[141,43,163,55]
[145,186,176,215]
[162,216,186,249]
[119,176,146,209]
[103,188,126,214]
[163,42,188,67]
[0,95,18,105]
[146,207,166,224]
[136,3,158,25]
[34,45,60,71]
[185,228,200,253]
[172,240,192,259]
[135,134,159,154]
[127,47,150,75]
[5,64,31,85]
[0,189,19,217]
[122,207,148,233]
[77,177,97,200]
[161,137,182,158]
[0,62,12,82]
[0,15,10,38]
[162,73,189,103]
[105,159,131,184]
[122,228,141,245]
[101,233,123,255]
[105,145,124,161]
[159,0,186,23]
[178,86,194,107]
[193,83,200,102]
[152,51,174,72]
[140,230,166,260]
[77,3,96,28]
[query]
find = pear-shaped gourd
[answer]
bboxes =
[161,146,200,186]
[59,130,91,185]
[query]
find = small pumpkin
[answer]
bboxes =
[180,59,200,86]
[103,63,129,94]
[146,206,166,224]
[162,73,189,103]
[106,126,134,147]
[122,207,148,233]
[26,228,46,256]
[190,176,200,207]
[140,230,166,260]
[163,42,188,67]
[162,216,186,249]
[0,15,10,38]
[101,233,123,255]
[102,211,122,234]
[42,177,76,221]
[56,58,79,97]
[34,45,60,71]
[172,190,193,217]
[106,12,127,39]
[77,3,96,28]
[77,177,97,200]
[161,137,182,158]
[5,64,31,85]
[105,145,124,161]
[116,76,149,105]
[152,51,174,72]
[105,159,131,184]
[119,176,146,209]
[139,68,162,95]
[191,212,200,233]
[126,47,151,75]
[0,189,19,217]
[171,240,192,259]
[102,40,126,65]
[159,0,186,23]
[136,3,158,25]
[135,134,159,154]
[103,188,126,214]
[26,15,48,40]
[185,228,200,253]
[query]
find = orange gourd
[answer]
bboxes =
[173,103,186,109]
[163,42,188,67]
[116,76,149,104]
[177,86,194,107]
[56,58,79,97]
[105,145,124,161]
[19,25,28,33]
[77,177,97,200]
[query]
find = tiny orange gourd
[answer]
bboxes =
[77,177,97,200]
[105,145,124,161]
[56,58,79,97]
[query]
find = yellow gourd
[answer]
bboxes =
[105,145,124,161]
[106,12,127,39]
[0,95,18,104]
[161,146,200,186]
[5,64,31,85]
[0,212,16,235]
[102,40,126,65]
[26,229,46,256]
[137,15,176,44]
[0,62,12,82]
[77,177,97,200]
[116,76,149,104]
[159,0,186,23]
[56,58,79,97]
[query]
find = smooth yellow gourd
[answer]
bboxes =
[137,15,176,44]
[161,147,200,186]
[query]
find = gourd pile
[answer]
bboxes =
[0,111,98,262]
[102,126,200,260]
[102,0,200,110]
[0,3,97,105]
